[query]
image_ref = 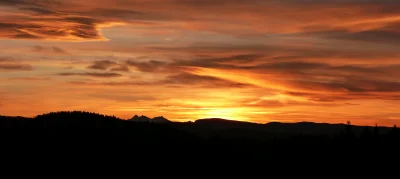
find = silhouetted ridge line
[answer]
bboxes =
[195,118,257,124]
[129,114,171,123]
[0,110,399,155]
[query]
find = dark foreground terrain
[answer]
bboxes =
[1,111,399,163]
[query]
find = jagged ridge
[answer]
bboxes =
[129,115,171,124]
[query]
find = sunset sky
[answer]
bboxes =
[1,0,400,126]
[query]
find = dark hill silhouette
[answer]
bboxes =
[0,112,396,138]
[0,111,399,162]
[152,116,170,123]
[175,118,392,139]
[195,118,259,126]
[0,111,199,147]
[129,115,171,123]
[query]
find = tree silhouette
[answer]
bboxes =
[374,124,380,141]
[1,110,400,158]
[388,124,398,142]
[344,121,356,141]
[360,126,372,141]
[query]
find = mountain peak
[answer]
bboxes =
[152,116,171,123]
[129,115,171,123]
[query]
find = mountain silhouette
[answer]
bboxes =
[129,115,171,123]
[129,115,151,122]
[0,110,399,162]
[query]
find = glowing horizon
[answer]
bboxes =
[1,0,400,126]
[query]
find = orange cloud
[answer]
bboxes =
[1,0,400,42]
[1,0,400,126]
[0,57,33,71]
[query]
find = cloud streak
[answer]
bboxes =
[0,0,400,42]
[87,60,117,70]
[57,72,122,78]
[0,57,33,71]
[1,0,400,126]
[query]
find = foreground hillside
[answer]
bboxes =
[0,111,197,144]
[0,111,399,161]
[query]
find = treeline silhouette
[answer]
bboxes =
[0,111,399,161]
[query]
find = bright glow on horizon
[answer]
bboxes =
[1,0,400,126]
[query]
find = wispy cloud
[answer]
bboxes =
[87,60,117,70]
[57,72,122,78]
[1,0,400,42]
[0,57,33,71]
[1,0,400,125]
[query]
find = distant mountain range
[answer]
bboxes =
[1,111,398,162]
[0,111,395,137]
[128,115,171,124]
